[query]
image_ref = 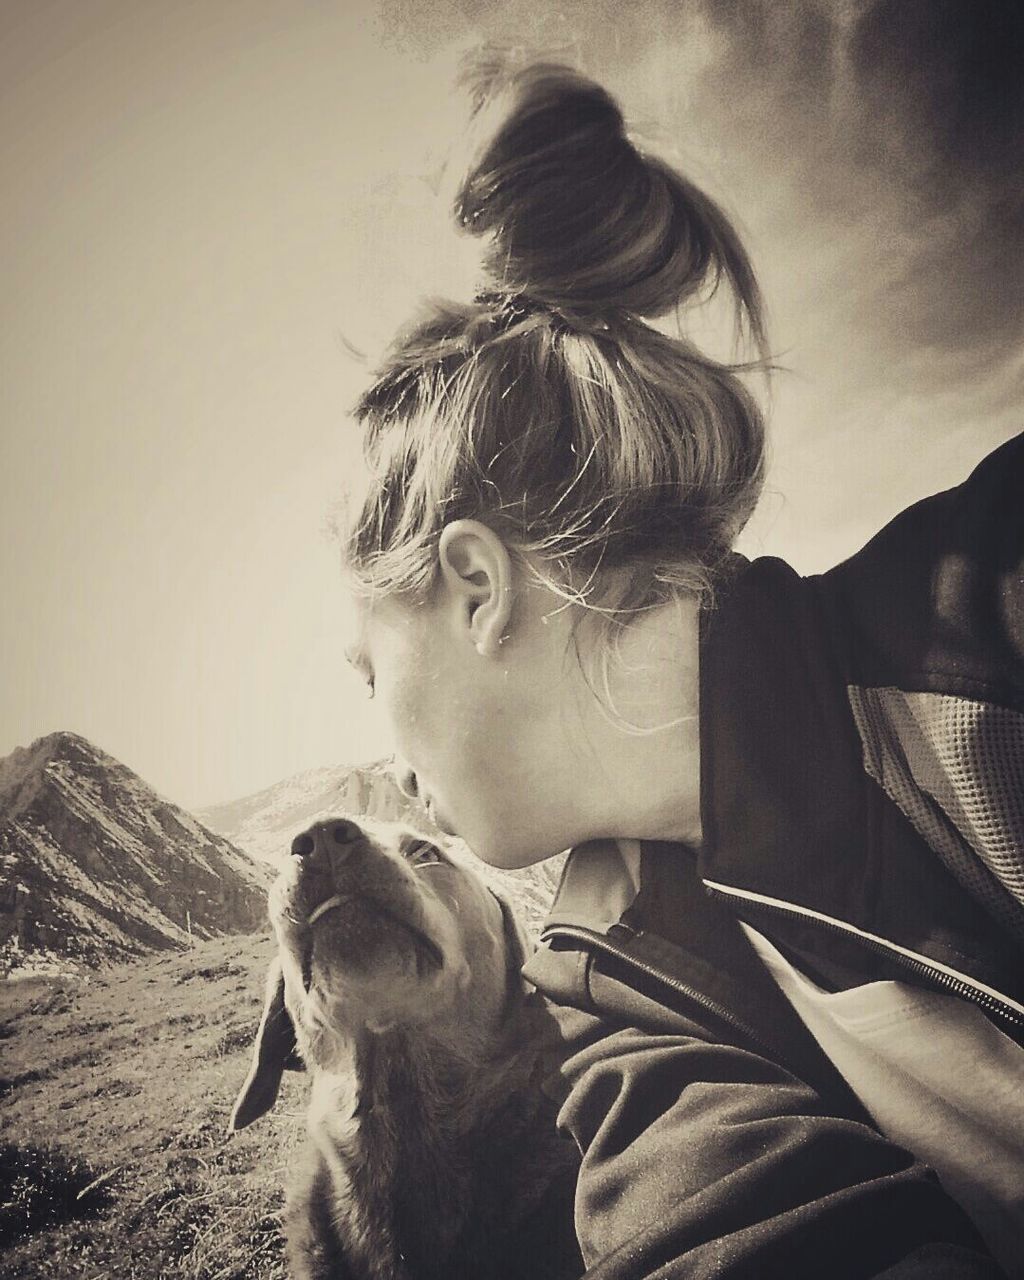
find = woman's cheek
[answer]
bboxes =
[387,668,454,782]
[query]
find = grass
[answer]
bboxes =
[0,933,309,1279]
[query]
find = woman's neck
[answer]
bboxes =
[569,595,703,846]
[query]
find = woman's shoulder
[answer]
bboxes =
[813,427,1024,707]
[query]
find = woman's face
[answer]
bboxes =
[346,581,591,870]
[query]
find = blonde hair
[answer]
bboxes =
[345,59,768,622]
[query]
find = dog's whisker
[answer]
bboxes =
[308,894,346,926]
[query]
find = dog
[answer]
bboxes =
[230,817,582,1280]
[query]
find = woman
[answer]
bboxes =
[340,59,1023,1278]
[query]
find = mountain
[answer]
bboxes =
[197,758,412,866]
[0,732,272,979]
[198,760,566,941]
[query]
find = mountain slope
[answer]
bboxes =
[0,930,294,1280]
[0,732,271,978]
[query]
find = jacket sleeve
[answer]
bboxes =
[540,965,1006,1280]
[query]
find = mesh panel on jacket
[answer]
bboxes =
[848,686,1024,935]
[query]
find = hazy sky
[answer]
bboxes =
[2,0,1022,810]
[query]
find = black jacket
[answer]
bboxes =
[524,431,1024,1279]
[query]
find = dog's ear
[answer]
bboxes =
[228,955,304,1132]
[492,890,530,979]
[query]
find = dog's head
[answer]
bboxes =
[229,817,529,1131]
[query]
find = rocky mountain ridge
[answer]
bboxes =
[0,732,271,978]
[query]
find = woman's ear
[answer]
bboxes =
[437,520,514,656]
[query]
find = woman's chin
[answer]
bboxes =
[471,834,556,871]
[429,802,561,870]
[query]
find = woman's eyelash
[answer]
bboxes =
[344,645,374,697]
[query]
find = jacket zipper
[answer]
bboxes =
[702,880,1024,1033]
[540,921,795,1070]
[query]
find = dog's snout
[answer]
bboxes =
[330,819,361,846]
[290,819,364,863]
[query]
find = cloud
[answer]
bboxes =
[844,0,1024,357]
[384,0,1023,386]
[687,0,1024,377]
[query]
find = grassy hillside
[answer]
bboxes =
[0,931,309,1279]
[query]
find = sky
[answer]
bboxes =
[2,0,1022,810]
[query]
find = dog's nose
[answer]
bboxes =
[329,819,362,846]
[290,820,363,861]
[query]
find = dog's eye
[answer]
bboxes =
[405,839,443,868]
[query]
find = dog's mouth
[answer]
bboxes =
[300,894,445,991]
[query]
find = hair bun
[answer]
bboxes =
[453,56,765,349]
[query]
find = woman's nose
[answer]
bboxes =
[394,763,419,801]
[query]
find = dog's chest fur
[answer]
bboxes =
[287,1027,580,1280]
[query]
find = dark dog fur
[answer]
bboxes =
[230,818,581,1280]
